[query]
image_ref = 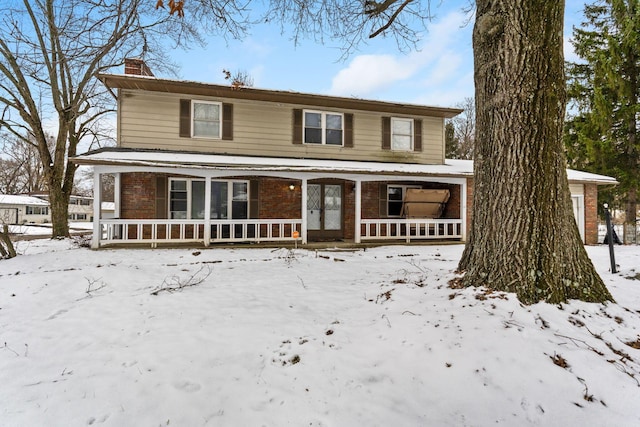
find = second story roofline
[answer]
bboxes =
[97,73,463,119]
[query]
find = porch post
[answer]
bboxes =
[354,180,362,243]
[91,169,102,249]
[114,173,121,218]
[204,178,211,246]
[301,178,308,244]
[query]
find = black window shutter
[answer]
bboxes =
[382,117,391,150]
[155,175,168,219]
[292,109,303,144]
[379,184,388,217]
[249,179,260,219]
[222,103,233,140]
[179,100,191,138]
[414,119,422,152]
[344,113,354,148]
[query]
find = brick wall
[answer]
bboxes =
[585,183,598,245]
[120,172,157,219]
[258,178,301,219]
[466,177,474,238]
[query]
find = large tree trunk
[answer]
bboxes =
[458,0,613,304]
[49,185,71,239]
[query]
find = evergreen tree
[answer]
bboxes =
[566,0,640,236]
[444,121,459,159]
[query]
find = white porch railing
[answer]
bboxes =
[209,219,302,243]
[99,219,302,246]
[97,218,461,246]
[360,218,462,242]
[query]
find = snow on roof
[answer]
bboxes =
[0,194,50,206]
[72,149,619,185]
[444,159,618,185]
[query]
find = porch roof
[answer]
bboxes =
[72,148,619,185]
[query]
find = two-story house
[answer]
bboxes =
[72,59,617,249]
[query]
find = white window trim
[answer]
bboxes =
[191,100,222,139]
[303,110,344,146]
[169,178,197,219]
[387,184,421,217]
[169,178,249,219]
[391,117,414,151]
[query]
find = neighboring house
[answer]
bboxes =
[0,194,50,224]
[31,194,94,222]
[72,58,617,249]
[68,195,94,221]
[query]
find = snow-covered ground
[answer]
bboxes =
[1,240,639,426]
[7,222,93,237]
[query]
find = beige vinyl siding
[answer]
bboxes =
[118,90,445,165]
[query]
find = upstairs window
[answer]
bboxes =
[391,118,413,151]
[304,111,344,146]
[180,100,233,140]
[382,117,422,152]
[192,101,222,138]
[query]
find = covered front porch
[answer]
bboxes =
[78,151,469,248]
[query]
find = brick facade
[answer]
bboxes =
[466,177,474,237]
[584,183,598,245]
[120,172,157,219]
[116,173,608,244]
[258,178,301,219]
[118,173,464,241]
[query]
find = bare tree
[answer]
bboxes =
[223,69,254,89]
[450,97,475,160]
[0,133,53,194]
[0,0,252,238]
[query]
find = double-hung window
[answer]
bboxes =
[192,100,222,138]
[169,179,191,219]
[391,118,413,151]
[387,185,421,217]
[169,179,207,219]
[304,110,343,146]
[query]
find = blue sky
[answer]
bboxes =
[166,1,587,108]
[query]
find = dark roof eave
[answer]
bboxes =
[97,73,463,118]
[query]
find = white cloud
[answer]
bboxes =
[328,10,474,103]
[413,70,475,107]
[423,52,464,88]
[328,54,420,97]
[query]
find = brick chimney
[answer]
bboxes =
[124,58,154,76]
